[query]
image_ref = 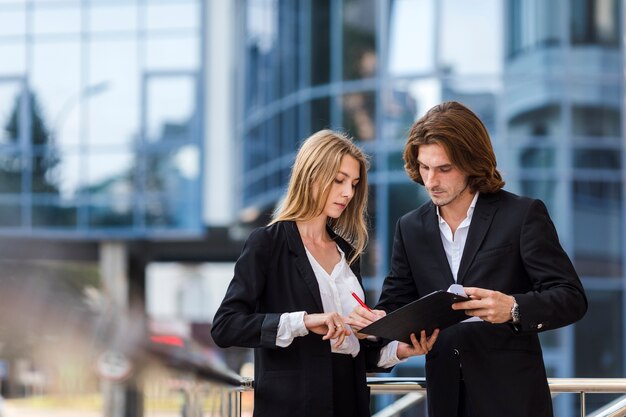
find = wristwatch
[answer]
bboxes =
[510,298,520,324]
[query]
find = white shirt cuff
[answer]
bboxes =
[276,311,308,347]
[377,340,408,368]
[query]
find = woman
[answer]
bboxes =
[211,130,435,417]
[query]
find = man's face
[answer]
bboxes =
[417,143,470,208]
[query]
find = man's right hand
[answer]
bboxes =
[344,305,386,339]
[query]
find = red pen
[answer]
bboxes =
[351,291,372,312]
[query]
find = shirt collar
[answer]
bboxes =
[436,191,480,224]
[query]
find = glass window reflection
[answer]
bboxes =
[440,0,502,75]
[32,200,77,227]
[0,82,21,144]
[0,8,25,37]
[84,151,134,198]
[310,0,330,85]
[342,91,376,141]
[89,39,138,146]
[33,6,81,36]
[89,3,138,33]
[573,180,622,277]
[32,41,81,146]
[146,1,199,32]
[146,76,196,143]
[144,144,199,195]
[146,36,199,70]
[0,151,22,193]
[343,0,376,80]
[388,0,433,75]
[572,105,621,138]
[0,200,21,226]
[0,44,26,74]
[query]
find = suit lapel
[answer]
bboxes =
[457,193,499,284]
[422,204,455,286]
[284,221,324,312]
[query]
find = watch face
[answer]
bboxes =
[511,301,520,323]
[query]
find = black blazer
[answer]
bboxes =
[377,190,587,417]
[211,221,380,417]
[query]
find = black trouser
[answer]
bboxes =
[457,367,473,417]
[332,353,358,417]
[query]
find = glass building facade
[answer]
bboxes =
[238,0,624,414]
[0,0,204,238]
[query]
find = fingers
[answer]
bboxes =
[347,307,386,329]
[322,315,351,343]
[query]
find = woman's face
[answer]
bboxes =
[322,154,361,219]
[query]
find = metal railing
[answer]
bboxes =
[367,377,626,417]
[144,340,626,417]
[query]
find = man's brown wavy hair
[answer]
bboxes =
[403,101,505,194]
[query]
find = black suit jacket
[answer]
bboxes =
[211,221,380,417]
[377,190,587,417]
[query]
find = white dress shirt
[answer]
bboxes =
[437,192,479,281]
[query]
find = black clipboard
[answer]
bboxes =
[360,290,469,344]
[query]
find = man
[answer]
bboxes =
[353,101,587,416]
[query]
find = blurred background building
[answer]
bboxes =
[0,0,623,416]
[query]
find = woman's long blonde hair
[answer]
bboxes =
[270,129,369,265]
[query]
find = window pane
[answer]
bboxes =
[0,82,21,144]
[89,39,138,146]
[0,43,26,74]
[88,197,133,227]
[384,78,442,142]
[572,105,621,138]
[32,202,77,227]
[32,41,81,146]
[146,77,196,142]
[310,0,330,85]
[0,151,22,193]
[33,6,81,36]
[144,145,199,194]
[0,200,21,226]
[573,149,620,169]
[310,97,330,133]
[388,0,434,75]
[519,147,555,168]
[441,0,502,74]
[341,91,376,141]
[573,180,622,277]
[382,84,418,142]
[507,104,561,138]
[0,7,25,37]
[507,0,564,57]
[146,2,199,32]
[519,179,556,209]
[146,36,199,70]
[84,151,134,196]
[343,0,376,80]
[571,0,620,46]
[30,149,61,194]
[89,3,138,33]
[576,289,623,376]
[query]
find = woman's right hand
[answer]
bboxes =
[303,312,351,347]
[344,306,386,339]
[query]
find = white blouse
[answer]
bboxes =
[276,245,401,367]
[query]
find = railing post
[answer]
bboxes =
[580,391,585,417]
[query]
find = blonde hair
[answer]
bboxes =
[271,129,369,264]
